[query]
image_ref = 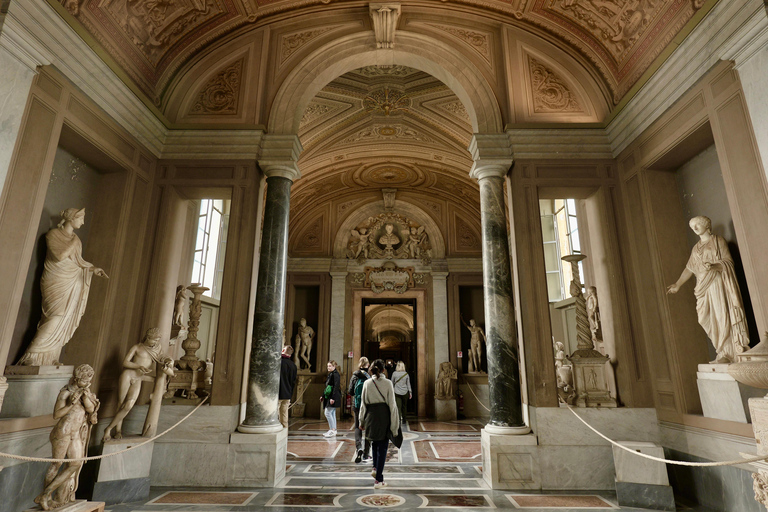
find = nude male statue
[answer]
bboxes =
[102,327,173,441]
[293,318,315,371]
[461,316,486,373]
[35,364,99,510]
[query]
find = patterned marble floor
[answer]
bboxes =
[103,418,714,512]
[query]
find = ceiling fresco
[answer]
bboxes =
[54,0,714,112]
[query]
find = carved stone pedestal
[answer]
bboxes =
[24,500,105,512]
[92,438,153,505]
[697,364,763,423]
[612,441,675,511]
[481,429,540,490]
[435,398,457,421]
[568,350,617,408]
[0,365,73,418]
[228,428,288,486]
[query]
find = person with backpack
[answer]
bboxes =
[390,361,412,424]
[359,359,399,489]
[320,360,341,437]
[348,357,371,463]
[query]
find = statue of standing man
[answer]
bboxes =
[293,318,315,372]
[461,316,486,373]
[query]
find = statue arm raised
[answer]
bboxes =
[667,268,694,294]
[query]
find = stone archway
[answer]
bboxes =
[268,31,504,137]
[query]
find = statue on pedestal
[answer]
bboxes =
[435,361,457,399]
[18,208,108,366]
[461,316,486,373]
[586,286,602,346]
[172,285,188,327]
[35,364,99,510]
[667,215,751,363]
[293,318,315,372]
[102,328,174,441]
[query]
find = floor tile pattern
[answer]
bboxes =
[507,494,618,508]
[265,492,342,507]
[412,439,481,462]
[420,493,495,507]
[148,491,256,505]
[356,493,406,507]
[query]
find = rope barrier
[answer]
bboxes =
[0,396,208,463]
[465,382,491,413]
[560,398,768,467]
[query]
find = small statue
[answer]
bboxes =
[667,215,750,363]
[18,208,108,366]
[553,341,575,404]
[348,228,372,260]
[35,364,99,510]
[461,316,486,373]
[103,328,175,441]
[173,285,188,327]
[435,361,457,399]
[293,318,315,372]
[405,226,426,259]
[586,286,602,344]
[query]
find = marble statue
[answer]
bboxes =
[378,223,400,248]
[18,208,109,366]
[586,286,602,344]
[102,328,175,441]
[348,228,372,260]
[405,226,426,259]
[461,316,486,373]
[667,215,751,363]
[172,285,188,327]
[435,361,457,399]
[35,363,99,510]
[293,318,315,372]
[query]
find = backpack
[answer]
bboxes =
[353,372,368,409]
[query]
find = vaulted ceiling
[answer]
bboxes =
[54,0,715,123]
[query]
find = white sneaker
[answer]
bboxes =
[323,430,336,438]
[374,481,387,489]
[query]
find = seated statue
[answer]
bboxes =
[35,364,99,510]
[103,327,174,441]
[435,361,457,399]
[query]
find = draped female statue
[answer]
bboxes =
[18,208,108,366]
[667,215,750,363]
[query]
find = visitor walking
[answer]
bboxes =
[348,357,372,463]
[391,361,412,424]
[359,359,399,489]
[321,360,341,437]
[279,345,297,428]
[384,359,395,379]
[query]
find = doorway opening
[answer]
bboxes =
[362,298,417,417]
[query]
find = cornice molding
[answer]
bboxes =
[507,129,613,160]
[161,129,264,160]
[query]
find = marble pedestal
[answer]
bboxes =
[228,428,288,486]
[481,429,540,490]
[569,352,617,408]
[697,364,764,423]
[0,366,73,418]
[612,441,675,511]
[92,438,153,505]
[435,398,456,421]
[24,500,105,512]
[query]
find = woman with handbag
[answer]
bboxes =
[321,360,341,437]
[391,361,412,424]
[359,359,400,488]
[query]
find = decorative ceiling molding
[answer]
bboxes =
[426,24,492,66]
[369,3,401,49]
[188,58,244,115]
[527,55,583,114]
[279,26,337,66]
[339,124,437,145]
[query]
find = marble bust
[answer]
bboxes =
[35,363,99,510]
[378,223,400,248]
[667,215,750,363]
[18,208,108,366]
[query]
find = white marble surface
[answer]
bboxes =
[0,373,73,418]
[697,365,763,423]
[328,270,347,365]
[481,430,540,490]
[228,428,287,486]
[612,441,669,486]
[434,398,456,421]
[0,426,54,468]
[0,44,35,200]
[432,272,449,381]
[149,442,230,487]
[122,404,239,444]
[539,445,616,490]
[660,421,757,472]
[532,406,660,446]
[97,438,154,481]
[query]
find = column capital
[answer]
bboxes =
[469,134,513,181]
[258,134,303,181]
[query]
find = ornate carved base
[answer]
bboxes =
[569,350,617,408]
[291,402,306,418]
[165,368,210,400]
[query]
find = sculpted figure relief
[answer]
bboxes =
[348,228,372,260]
[35,364,99,510]
[435,361,457,399]
[405,226,426,259]
[18,208,108,366]
[667,216,750,363]
[586,286,602,344]
[103,328,175,441]
[379,223,400,249]
[461,316,486,373]
[173,285,188,327]
[293,318,315,372]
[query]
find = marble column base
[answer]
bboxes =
[435,399,456,421]
[93,438,153,504]
[0,367,74,418]
[227,428,288,486]
[24,500,105,512]
[481,429,540,490]
[697,364,763,423]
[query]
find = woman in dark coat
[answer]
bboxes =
[359,359,399,488]
[321,360,341,437]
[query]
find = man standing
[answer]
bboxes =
[279,345,298,428]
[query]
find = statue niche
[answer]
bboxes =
[346,212,432,265]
